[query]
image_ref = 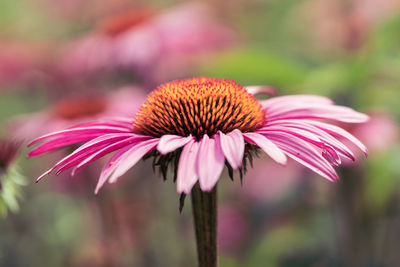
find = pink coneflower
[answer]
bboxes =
[299,0,400,51]
[11,87,146,140]
[28,76,368,267]
[0,42,47,89]
[28,77,368,194]
[60,3,235,81]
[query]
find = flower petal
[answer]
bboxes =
[218,129,244,169]
[177,140,200,194]
[71,135,151,176]
[157,134,194,155]
[245,86,276,96]
[243,132,287,164]
[264,132,339,182]
[266,104,369,123]
[95,144,137,194]
[197,135,225,192]
[28,125,130,147]
[261,120,356,161]
[306,120,368,156]
[261,95,334,108]
[107,139,159,184]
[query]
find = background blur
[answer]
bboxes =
[1,0,400,266]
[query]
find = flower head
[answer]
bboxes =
[60,3,236,80]
[10,87,146,140]
[28,77,368,195]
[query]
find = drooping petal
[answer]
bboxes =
[107,139,159,184]
[95,144,137,194]
[197,135,225,192]
[306,120,368,156]
[28,125,130,147]
[28,134,102,157]
[257,126,341,165]
[266,104,369,123]
[261,120,356,161]
[218,129,244,169]
[264,132,339,182]
[157,134,194,155]
[243,132,287,164]
[71,135,151,176]
[49,133,136,169]
[177,140,200,194]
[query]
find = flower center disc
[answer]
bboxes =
[134,77,265,139]
[97,8,157,37]
[53,96,107,120]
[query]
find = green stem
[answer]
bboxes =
[191,184,218,267]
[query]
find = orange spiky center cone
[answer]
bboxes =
[134,77,265,139]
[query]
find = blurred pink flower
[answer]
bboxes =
[28,77,368,194]
[10,87,146,141]
[60,3,236,81]
[218,204,248,253]
[0,42,48,89]
[299,0,400,51]
[351,111,398,152]
[240,158,302,204]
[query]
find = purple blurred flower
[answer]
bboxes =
[351,111,398,153]
[240,159,303,204]
[218,204,248,253]
[299,0,400,50]
[11,87,146,140]
[60,3,236,80]
[28,77,368,194]
[0,42,48,89]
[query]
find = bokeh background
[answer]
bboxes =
[1,0,400,266]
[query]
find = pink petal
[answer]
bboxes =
[51,133,136,169]
[258,126,341,164]
[28,126,130,147]
[157,134,194,155]
[218,129,244,169]
[197,135,225,192]
[245,86,276,96]
[28,134,101,157]
[261,95,334,108]
[95,144,137,194]
[107,139,159,184]
[262,120,355,161]
[71,136,150,176]
[266,104,369,123]
[264,132,339,182]
[306,120,368,156]
[177,140,200,194]
[243,132,287,164]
